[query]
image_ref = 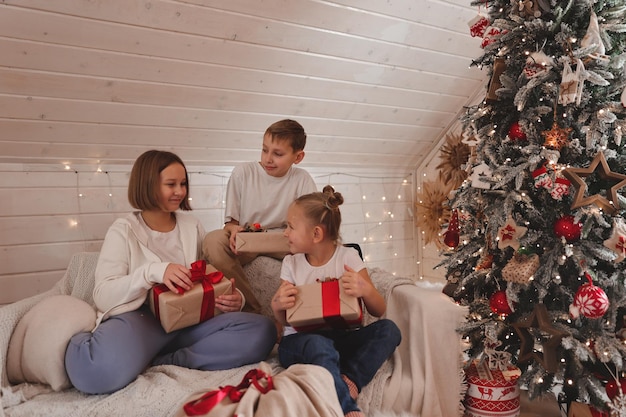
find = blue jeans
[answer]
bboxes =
[278,319,401,414]
[65,306,276,394]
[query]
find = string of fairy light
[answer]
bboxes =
[23,163,416,278]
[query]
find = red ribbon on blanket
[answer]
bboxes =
[152,260,225,323]
[183,369,274,416]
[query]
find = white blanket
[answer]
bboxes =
[1,253,467,417]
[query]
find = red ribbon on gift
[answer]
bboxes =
[293,279,362,332]
[152,260,225,325]
[183,368,273,416]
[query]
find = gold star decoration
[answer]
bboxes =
[562,151,626,215]
[512,304,569,373]
[542,122,572,150]
[497,216,527,250]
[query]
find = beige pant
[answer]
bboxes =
[202,229,284,314]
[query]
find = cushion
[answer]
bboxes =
[7,294,97,391]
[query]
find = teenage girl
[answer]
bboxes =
[65,150,277,394]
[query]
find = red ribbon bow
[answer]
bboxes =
[152,260,226,325]
[183,369,274,416]
[190,260,224,287]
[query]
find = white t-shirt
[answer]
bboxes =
[224,161,317,230]
[280,245,366,336]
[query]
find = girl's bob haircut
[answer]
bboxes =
[128,150,192,211]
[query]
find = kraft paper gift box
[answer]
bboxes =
[286,279,362,332]
[149,260,232,333]
[235,232,290,253]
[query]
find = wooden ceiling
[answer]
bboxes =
[0,0,487,171]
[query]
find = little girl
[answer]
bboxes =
[271,185,401,417]
[65,150,277,394]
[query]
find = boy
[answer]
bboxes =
[203,119,317,313]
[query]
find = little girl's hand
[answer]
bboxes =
[341,265,368,298]
[272,281,297,311]
[163,263,193,294]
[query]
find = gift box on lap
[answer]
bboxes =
[235,232,289,253]
[149,260,232,333]
[286,279,362,332]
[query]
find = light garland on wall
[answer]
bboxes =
[5,163,417,277]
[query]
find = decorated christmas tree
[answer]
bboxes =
[423,0,626,413]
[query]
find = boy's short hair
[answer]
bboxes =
[265,119,307,152]
[128,150,192,211]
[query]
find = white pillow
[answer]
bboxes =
[7,294,96,391]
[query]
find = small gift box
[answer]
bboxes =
[286,279,362,332]
[235,232,290,253]
[464,359,521,417]
[502,253,540,284]
[149,260,232,333]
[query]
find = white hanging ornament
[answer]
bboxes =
[558,59,585,106]
[581,10,609,62]
[550,176,571,201]
[604,218,626,263]
[468,13,490,38]
[470,162,493,189]
[523,51,554,78]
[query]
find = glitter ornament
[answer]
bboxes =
[443,209,460,248]
[490,290,513,316]
[553,215,582,242]
[508,121,527,141]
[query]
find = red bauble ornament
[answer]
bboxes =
[606,378,626,400]
[569,273,609,319]
[553,215,582,242]
[508,121,527,141]
[443,209,460,248]
[490,290,513,316]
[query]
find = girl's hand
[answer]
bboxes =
[215,278,242,312]
[163,263,193,294]
[272,281,298,311]
[341,265,370,298]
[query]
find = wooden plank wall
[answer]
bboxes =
[0,0,483,169]
[0,163,416,304]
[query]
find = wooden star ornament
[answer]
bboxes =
[512,304,569,373]
[562,152,626,215]
[542,122,572,150]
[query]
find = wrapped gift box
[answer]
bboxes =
[464,359,521,417]
[149,260,232,333]
[235,231,289,253]
[286,279,362,332]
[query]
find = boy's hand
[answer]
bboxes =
[341,265,370,298]
[215,278,242,312]
[225,223,244,254]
